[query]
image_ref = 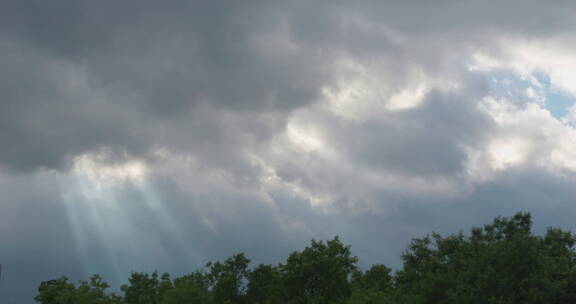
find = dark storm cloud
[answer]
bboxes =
[0,0,335,172]
[2,0,575,172]
[0,40,153,171]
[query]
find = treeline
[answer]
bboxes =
[36,212,576,303]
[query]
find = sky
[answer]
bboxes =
[2,0,576,302]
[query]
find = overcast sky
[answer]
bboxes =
[3,0,576,302]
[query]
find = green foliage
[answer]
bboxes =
[35,277,75,304]
[161,271,211,304]
[35,212,576,304]
[281,236,358,304]
[121,271,169,304]
[347,288,393,304]
[395,212,576,304]
[348,264,393,304]
[207,253,251,304]
[35,275,120,304]
[352,264,393,292]
[246,264,284,304]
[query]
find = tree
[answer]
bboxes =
[70,275,122,304]
[36,212,576,304]
[281,236,358,304]
[122,271,169,304]
[246,264,284,304]
[162,271,211,304]
[35,275,120,304]
[348,264,394,304]
[35,277,75,304]
[347,288,393,304]
[207,253,251,304]
[395,212,576,304]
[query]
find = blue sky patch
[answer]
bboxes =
[489,70,576,120]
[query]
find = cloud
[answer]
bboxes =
[3,0,576,302]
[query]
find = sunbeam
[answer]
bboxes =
[56,152,199,282]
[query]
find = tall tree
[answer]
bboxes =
[281,236,358,304]
[207,253,251,304]
[36,212,576,304]
[395,212,576,303]
[161,271,211,304]
[35,275,120,304]
[246,264,284,304]
[122,271,169,304]
[348,264,394,304]
[35,277,75,304]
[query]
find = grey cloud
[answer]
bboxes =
[340,77,492,178]
[0,0,333,172]
[1,0,574,173]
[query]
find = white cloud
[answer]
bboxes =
[471,37,576,96]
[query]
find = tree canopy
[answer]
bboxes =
[35,212,576,303]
